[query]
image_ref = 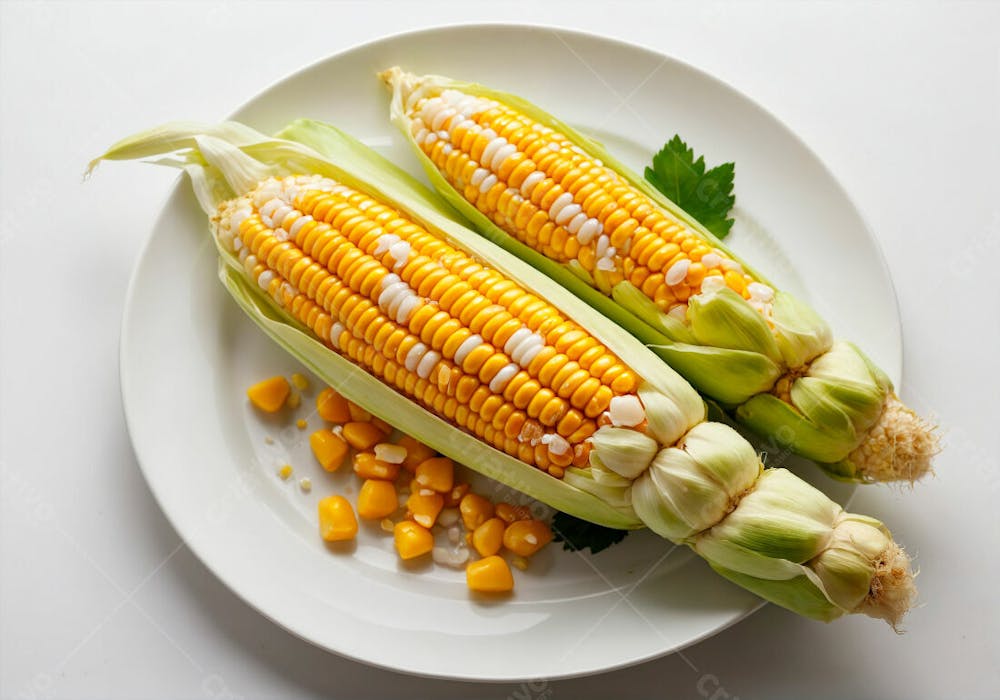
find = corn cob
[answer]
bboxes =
[90,121,915,625]
[379,68,938,484]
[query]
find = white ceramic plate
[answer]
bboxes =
[120,25,900,681]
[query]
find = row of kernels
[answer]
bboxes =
[415,95,766,318]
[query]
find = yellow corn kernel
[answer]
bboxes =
[724,269,746,295]
[503,519,553,557]
[414,457,454,493]
[286,391,302,409]
[459,493,494,530]
[443,482,470,508]
[353,452,400,481]
[348,401,372,422]
[247,376,290,413]
[357,479,398,519]
[397,435,436,473]
[316,387,351,423]
[380,518,395,532]
[296,418,308,430]
[318,495,358,542]
[466,555,514,593]
[407,491,444,528]
[511,556,529,571]
[495,502,532,524]
[472,517,505,557]
[278,464,293,480]
[394,520,434,559]
[342,421,384,451]
[310,429,348,472]
[290,372,310,391]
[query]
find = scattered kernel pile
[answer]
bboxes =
[246,374,554,593]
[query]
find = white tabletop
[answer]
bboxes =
[1,2,998,698]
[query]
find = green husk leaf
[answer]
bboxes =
[631,423,760,541]
[739,391,858,463]
[639,384,701,445]
[611,281,696,343]
[810,514,891,611]
[687,288,783,363]
[769,291,833,368]
[591,428,659,479]
[709,566,844,622]
[563,461,634,512]
[789,377,857,439]
[566,259,596,287]
[705,468,838,562]
[651,342,782,406]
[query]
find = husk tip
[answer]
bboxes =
[856,541,917,631]
[850,394,939,484]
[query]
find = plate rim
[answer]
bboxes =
[118,22,900,682]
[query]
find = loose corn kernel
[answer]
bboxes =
[472,517,505,557]
[318,495,358,542]
[316,387,351,423]
[495,502,532,524]
[348,402,372,422]
[503,519,553,557]
[460,493,494,530]
[247,376,290,413]
[374,443,407,464]
[380,518,395,532]
[414,457,455,493]
[407,491,444,528]
[357,479,398,519]
[299,477,312,492]
[342,422,384,451]
[511,556,529,571]
[372,417,393,436]
[443,482,470,508]
[397,435,436,472]
[286,391,302,409]
[278,464,293,480]
[466,555,514,593]
[290,372,310,391]
[296,418,308,430]
[310,429,348,472]
[353,452,400,480]
[394,520,434,559]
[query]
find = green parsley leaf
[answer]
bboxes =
[551,511,629,554]
[644,135,735,239]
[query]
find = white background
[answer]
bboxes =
[1,1,998,698]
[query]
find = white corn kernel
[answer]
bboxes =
[375,443,407,464]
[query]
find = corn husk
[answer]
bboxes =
[692,470,915,625]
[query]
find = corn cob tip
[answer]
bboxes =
[854,540,917,631]
[850,394,939,484]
